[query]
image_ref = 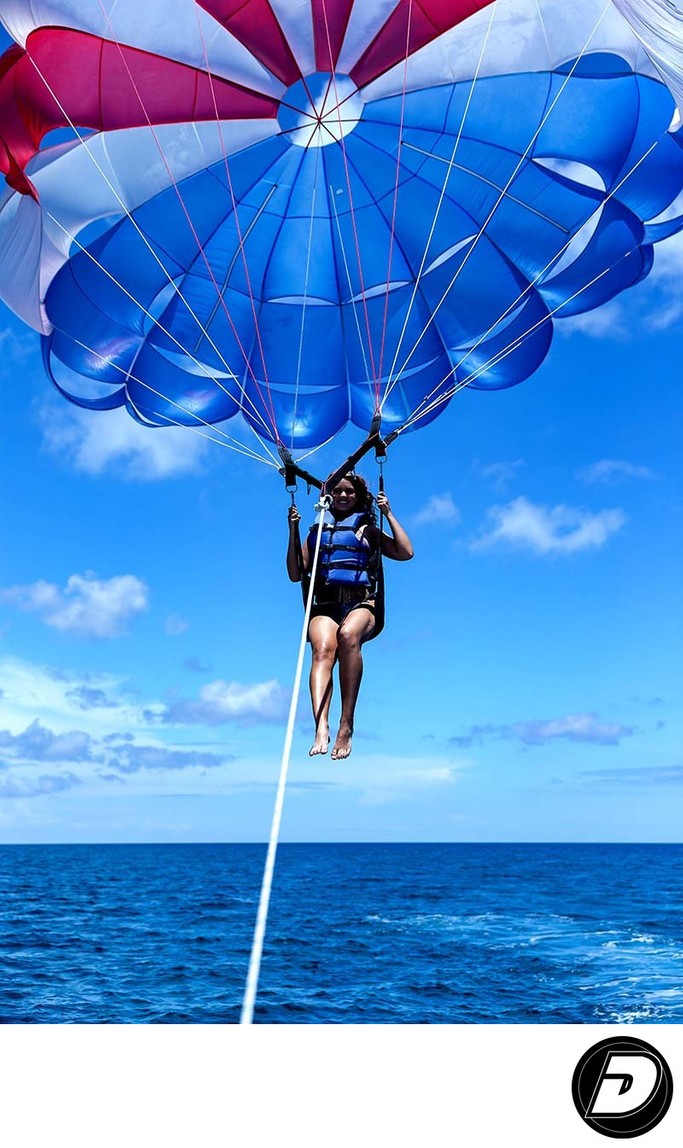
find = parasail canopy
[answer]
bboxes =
[1,0,682,458]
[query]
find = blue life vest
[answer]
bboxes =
[307,511,374,587]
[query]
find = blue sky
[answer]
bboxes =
[0,14,682,845]
[0,235,681,844]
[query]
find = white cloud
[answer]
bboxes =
[450,713,636,748]
[559,230,683,338]
[165,614,190,636]
[577,459,655,485]
[103,741,232,775]
[343,754,473,805]
[0,717,234,794]
[0,720,97,763]
[164,679,290,725]
[0,656,289,737]
[559,299,624,339]
[37,402,210,480]
[471,496,626,555]
[508,713,634,747]
[475,460,524,491]
[645,231,683,330]
[0,657,143,734]
[66,685,119,710]
[0,660,241,793]
[0,325,36,362]
[585,766,683,785]
[0,572,149,637]
[412,493,460,527]
[0,773,82,799]
[0,659,481,806]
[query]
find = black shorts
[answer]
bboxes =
[310,599,376,627]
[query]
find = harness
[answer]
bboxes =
[279,416,392,639]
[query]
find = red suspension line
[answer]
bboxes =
[378,0,414,390]
[95,0,282,444]
[194,6,282,441]
[320,0,380,406]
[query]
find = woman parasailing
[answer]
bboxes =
[287,472,413,761]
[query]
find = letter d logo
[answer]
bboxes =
[572,1037,673,1138]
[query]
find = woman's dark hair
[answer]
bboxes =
[328,471,376,524]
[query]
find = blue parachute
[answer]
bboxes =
[1,0,682,453]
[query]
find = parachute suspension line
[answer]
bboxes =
[294,431,343,468]
[380,0,613,409]
[47,322,279,467]
[385,0,615,406]
[320,0,380,398]
[92,0,282,446]
[329,181,373,387]
[290,144,323,451]
[398,234,658,433]
[241,496,330,1026]
[44,211,281,468]
[403,248,650,430]
[27,26,279,447]
[126,400,276,466]
[286,479,307,582]
[381,0,501,401]
[277,423,367,476]
[195,184,278,355]
[395,126,667,432]
[377,0,415,387]
[193,7,282,442]
[391,117,668,436]
[25,60,279,451]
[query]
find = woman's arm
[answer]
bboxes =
[286,505,309,581]
[373,492,414,561]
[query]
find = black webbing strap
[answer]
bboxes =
[371,441,387,640]
[322,413,394,495]
[277,417,399,497]
[278,449,323,493]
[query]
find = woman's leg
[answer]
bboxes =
[331,607,375,760]
[308,614,339,755]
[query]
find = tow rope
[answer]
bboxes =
[241,418,393,1021]
[240,494,329,1025]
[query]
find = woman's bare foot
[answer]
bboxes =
[309,726,330,756]
[331,723,353,760]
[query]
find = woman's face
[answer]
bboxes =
[330,480,357,514]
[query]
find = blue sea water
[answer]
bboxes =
[0,843,681,1024]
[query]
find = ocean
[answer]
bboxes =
[1,842,681,1024]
